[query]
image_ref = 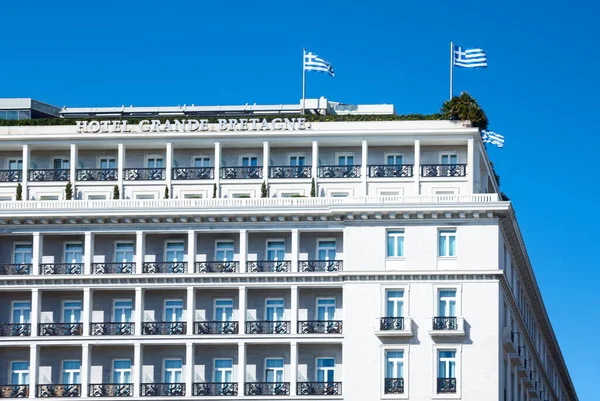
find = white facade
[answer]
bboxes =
[0,107,577,401]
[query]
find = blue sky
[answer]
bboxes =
[2,0,598,398]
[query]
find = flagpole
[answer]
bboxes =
[301,48,306,115]
[449,41,454,100]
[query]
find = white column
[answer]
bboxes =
[135,288,144,336]
[70,144,78,197]
[133,343,142,398]
[237,343,246,395]
[311,141,319,194]
[166,142,173,198]
[83,288,91,336]
[467,138,474,193]
[117,144,125,199]
[290,342,298,397]
[32,232,41,275]
[185,343,194,397]
[187,230,196,273]
[186,287,195,335]
[84,232,93,275]
[414,139,421,195]
[263,141,270,189]
[291,286,298,335]
[22,144,30,200]
[214,142,221,198]
[30,289,39,337]
[361,140,368,196]
[29,345,38,399]
[81,344,90,398]
[291,229,299,273]
[135,231,145,274]
[239,230,247,273]
[238,286,246,334]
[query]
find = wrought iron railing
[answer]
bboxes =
[141,322,186,335]
[297,382,342,396]
[141,383,185,397]
[89,384,132,397]
[437,378,457,393]
[192,383,238,396]
[41,263,83,275]
[432,316,458,330]
[245,321,290,334]
[195,261,238,273]
[380,317,405,331]
[0,323,31,337]
[0,384,28,398]
[76,169,118,181]
[194,321,238,335]
[142,262,186,274]
[268,166,311,179]
[247,261,290,273]
[123,168,166,181]
[421,164,466,177]
[39,323,83,336]
[318,165,360,178]
[0,170,22,182]
[384,378,404,394]
[172,167,214,180]
[0,263,31,275]
[298,260,342,272]
[221,167,263,179]
[90,322,134,336]
[245,382,290,396]
[37,384,81,397]
[92,262,134,274]
[29,169,70,182]
[298,321,342,334]
[368,164,413,178]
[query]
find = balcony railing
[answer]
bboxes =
[432,316,458,331]
[0,170,21,182]
[193,383,238,396]
[368,164,413,178]
[437,378,457,393]
[297,382,342,396]
[421,164,466,177]
[41,263,83,275]
[172,167,214,180]
[298,320,342,334]
[245,321,290,334]
[0,323,31,337]
[90,322,134,336]
[92,262,134,274]
[142,262,186,274]
[0,384,28,398]
[29,169,70,182]
[39,323,83,336]
[298,260,342,272]
[194,321,238,335]
[384,378,404,394]
[89,384,132,397]
[318,165,360,178]
[37,384,81,397]
[142,322,186,335]
[195,261,239,273]
[247,260,290,273]
[123,168,166,181]
[380,317,404,331]
[245,383,290,396]
[269,166,311,179]
[0,263,31,275]
[76,169,118,181]
[141,383,185,397]
[221,167,263,180]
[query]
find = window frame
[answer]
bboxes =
[51,157,70,170]
[315,357,336,383]
[163,299,184,322]
[63,241,84,264]
[316,238,337,261]
[13,242,33,264]
[144,154,165,169]
[7,158,23,170]
[264,357,285,383]
[213,298,234,322]
[162,358,183,383]
[238,154,259,167]
[316,297,336,321]
[61,300,83,323]
[111,359,132,384]
[386,229,405,258]
[287,152,307,166]
[214,240,235,262]
[61,359,81,385]
[164,240,185,263]
[10,300,31,324]
[384,153,404,166]
[112,299,133,323]
[97,156,117,169]
[192,155,211,168]
[380,345,409,399]
[9,360,29,385]
[264,298,285,321]
[114,241,135,264]
[334,152,355,166]
[432,345,461,399]
[265,238,286,261]
[213,358,234,383]
[433,285,462,319]
[439,152,459,165]
[437,228,457,258]
[381,285,410,321]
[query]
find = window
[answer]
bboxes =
[281,192,302,198]
[10,361,29,385]
[379,190,400,196]
[438,290,457,317]
[165,242,184,262]
[62,360,81,384]
[316,358,335,383]
[266,240,285,261]
[215,241,234,262]
[87,194,107,200]
[164,300,184,322]
[232,193,252,199]
[385,350,404,379]
[265,299,284,321]
[288,154,306,167]
[64,243,83,264]
[53,158,70,170]
[265,358,284,383]
[8,159,23,170]
[214,359,233,383]
[336,154,354,166]
[386,290,404,317]
[183,193,203,199]
[241,156,258,167]
[317,239,336,260]
[440,154,458,165]
[39,195,60,201]
[214,299,234,321]
[63,301,82,323]
[12,301,31,324]
[438,229,456,257]
[387,230,405,257]
[99,158,116,169]
[145,156,164,168]
[437,350,457,393]
[13,244,32,264]
[386,154,403,165]
[193,157,211,168]
[331,192,349,198]
[317,298,336,321]
[115,242,134,263]
[113,300,133,323]
[164,359,183,383]
[112,360,131,384]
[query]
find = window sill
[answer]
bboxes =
[437,257,457,260]
[431,394,461,400]
[385,256,406,261]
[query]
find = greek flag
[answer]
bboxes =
[454,45,487,68]
[481,130,504,148]
[304,50,335,77]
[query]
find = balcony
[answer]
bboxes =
[245,382,290,396]
[0,169,21,182]
[245,321,290,334]
[142,262,186,274]
[297,382,342,396]
[368,164,413,178]
[123,168,165,181]
[90,322,134,336]
[193,383,238,396]
[76,169,117,181]
[384,378,404,394]
[268,166,311,179]
[141,322,186,335]
[502,327,517,353]
[41,263,83,275]
[428,317,465,337]
[89,384,132,397]
[195,261,239,273]
[0,323,31,337]
[92,262,134,275]
[141,383,185,397]
[0,384,28,398]
[318,165,360,179]
[37,384,81,397]
[298,320,342,334]
[29,169,70,182]
[375,317,413,337]
[298,260,342,272]
[247,261,290,273]
[221,167,262,180]
[421,164,466,177]
[172,167,214,180]
[436,378,456,394]
[39,323,83,336]
[0,263,31,275]
[194,321,238,335]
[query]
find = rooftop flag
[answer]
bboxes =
[481,130,505,148]
[304,50,335,77]
[453,45,488,68]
